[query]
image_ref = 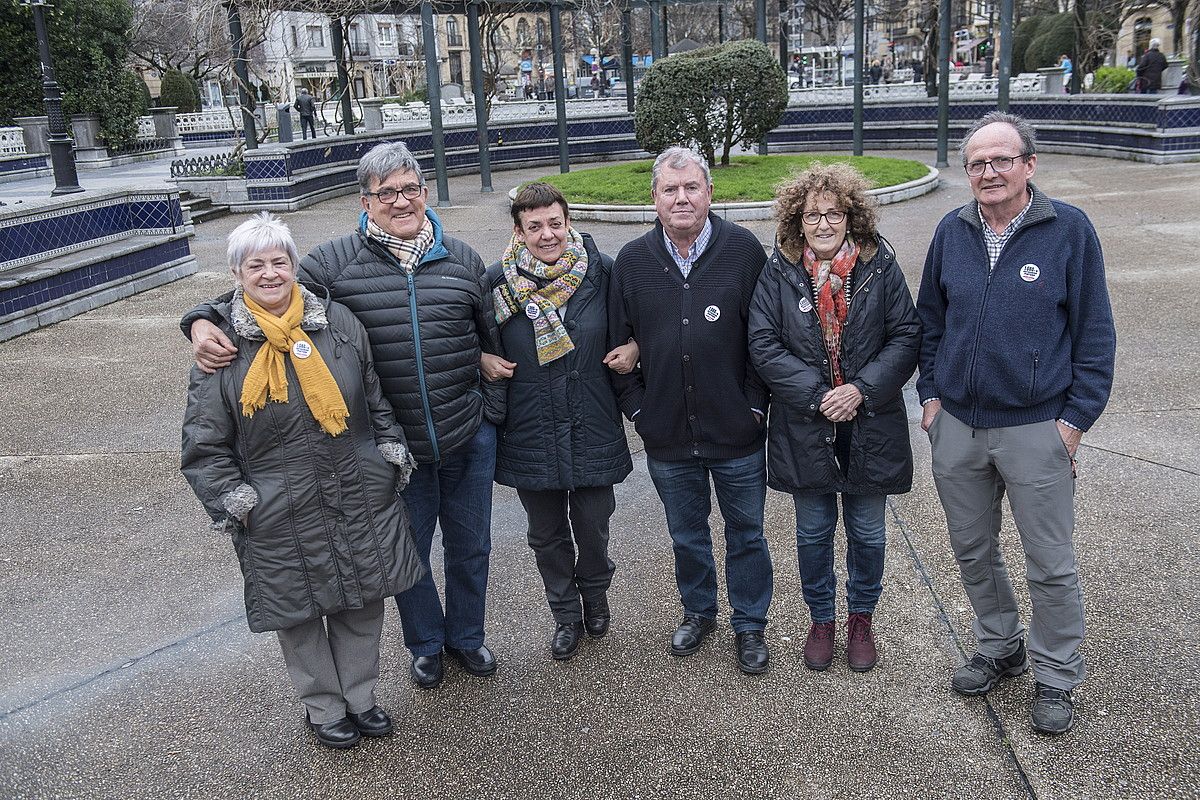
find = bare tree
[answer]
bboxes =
[129,0,232,82]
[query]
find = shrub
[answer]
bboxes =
[1090,66,1135,93]
[634,39,788,166]
[1012,16,1044,73]
[1023,13,1075,72]
[160,69,201,113]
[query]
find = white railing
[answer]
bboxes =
[177,109,245,134]
[136,116,156,140]
[0,126,26,156]
[787,72,1045,104]
[378,96,632,131]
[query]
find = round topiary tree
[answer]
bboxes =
[635,39,788,167]
[1012,16,1044,73]
[1024,13,1075,72]
[159,69,201,113]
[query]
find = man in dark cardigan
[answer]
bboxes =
[608,146,774,675]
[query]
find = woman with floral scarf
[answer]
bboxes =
[748,163,920,676]
[481,183,638,661]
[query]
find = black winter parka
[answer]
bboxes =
[748,237,920,496]
[485,233,632,491]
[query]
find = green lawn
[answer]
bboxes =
[532,155,930,205]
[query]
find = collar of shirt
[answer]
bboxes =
[663,217,712,276]
[980,190,1034,269]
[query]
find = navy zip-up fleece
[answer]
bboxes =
[916,185,1115,431]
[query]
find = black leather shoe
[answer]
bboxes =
[306,713,361,749]
[551,621,584,660]
[736,629,770,675]
[582,595,611,639]
[445,644,498,677]
[671,614,716,656]
[347,706,393,737]
[410,653,443,689]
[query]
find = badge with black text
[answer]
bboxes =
[798,297,813,313]
[292,340,312,359]
[704,305,721,322]
[1020,263,1041,282]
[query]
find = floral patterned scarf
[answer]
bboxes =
[493,228,588,365]
[802,236,860,386]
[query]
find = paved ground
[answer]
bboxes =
[0,151,1197,799]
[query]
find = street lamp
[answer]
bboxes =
[21,0,83,195]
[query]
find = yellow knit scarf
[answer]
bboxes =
[239,285,349,436]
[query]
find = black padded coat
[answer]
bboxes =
[181,290,425,633]
[485,233,632,491]
[747,237,920,496]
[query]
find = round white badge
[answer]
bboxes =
[1020,263,1041,282]
[798,297,813,313]
[291,340,312,359]
[704,305,721,322]
[525,302,540,319]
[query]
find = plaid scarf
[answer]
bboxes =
[366,215,435,273]
[803,237,860,387]
[493,228,588,366]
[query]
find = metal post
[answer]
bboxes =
[466,0,493,192]
[1070,0,1084,94]
[756,0,768,43]
[997,0,1013,109]
[718,4,725,44]
[550,0,569,173]
[25,0,81,195]
[662,4,669,50]
[853,0,864,155]
[936,0,951,167]
[421,3,450,206]
[329,17,354,135]
[622,5,635,113]
[226,2,258,149]
[779,0,789,71]
[649,1,663,61]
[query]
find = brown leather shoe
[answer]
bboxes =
[804,621,836,671]
[846,612,878,672]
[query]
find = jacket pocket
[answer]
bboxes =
[1029,350,1040,404]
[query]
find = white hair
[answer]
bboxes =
[651,147,711,193]
[357,141,425,194]
[1149,37,1161,49]
[226,212,300,274]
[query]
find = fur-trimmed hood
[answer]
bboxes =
[228,283,329,341]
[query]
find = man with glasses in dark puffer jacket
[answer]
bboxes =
[183,142,504,693]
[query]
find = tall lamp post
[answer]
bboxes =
[22,0,83,195]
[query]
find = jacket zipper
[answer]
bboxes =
[966,237,995,429]
[406,268,440,461]
[1030,349,1040,404]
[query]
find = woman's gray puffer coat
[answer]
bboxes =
[748,236,921,496]
[181,285,425,633]
[485,233,632,491]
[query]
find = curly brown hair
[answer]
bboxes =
[774,161,879,260]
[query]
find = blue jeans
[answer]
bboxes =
[395,422,496,657]
[646,449,773,632]
[792,493,886,623]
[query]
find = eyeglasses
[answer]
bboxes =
[801,210,847,225]
[365,184,424,203]
[964,154,1031,177]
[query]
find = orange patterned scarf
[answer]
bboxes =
[802,237,859,386]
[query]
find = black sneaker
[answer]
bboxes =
[951,640,1028,696]
[1031,682,1075,735]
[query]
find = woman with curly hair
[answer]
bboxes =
[748,162,920,673]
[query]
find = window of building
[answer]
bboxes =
[378,22,393,45]
[306,24,324,48]
[536,18,546,44]
[517,18,530,46]
[446,16,462,47]
[1133,17,1153,58]
[290,26,299,49]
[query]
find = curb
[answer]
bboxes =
[509,165,940,223]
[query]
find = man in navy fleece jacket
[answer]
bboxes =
[916,111,1115,736]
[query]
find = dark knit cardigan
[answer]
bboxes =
[608,214,769,461]
[916,185,1115,431]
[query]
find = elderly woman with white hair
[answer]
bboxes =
[181,213,425,750]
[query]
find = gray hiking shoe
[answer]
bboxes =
[1031,682,1075,735]
[951,640,1028,696]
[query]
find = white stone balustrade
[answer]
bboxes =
[177,110,246,134]
[136,116,156,140]
[375,96,633,131]
[0,127,27,156]
[787,73,1045,104]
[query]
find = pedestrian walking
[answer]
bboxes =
[294,88,318,140]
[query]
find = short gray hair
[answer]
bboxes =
[651,146,711,193]
[958,111,1037,163]
[227,212,300,273]
[357,141,425,194]
[1149,37,1161,49]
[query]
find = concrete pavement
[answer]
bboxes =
[0,151,1197,799]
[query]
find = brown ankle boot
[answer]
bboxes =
[803,621,836,671]
[846,612,878,672]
